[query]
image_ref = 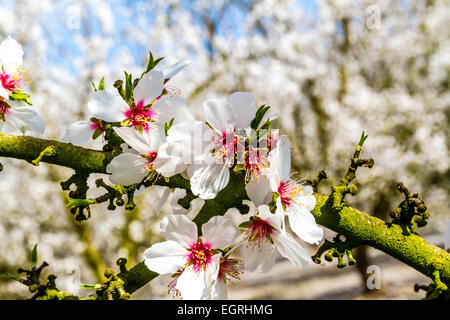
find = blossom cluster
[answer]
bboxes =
[1,36,323,300]
[59,57,323,299]
[0,36,44,137]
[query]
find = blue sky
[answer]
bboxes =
[19,0,319,76]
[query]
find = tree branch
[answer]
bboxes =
[1,133,449,298]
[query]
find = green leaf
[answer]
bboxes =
[238,221,252,229]
[9,91,32,105]
[31,244,38,268]
[250,105,271,130]
[92,127,103,140]
[124,72,133,103]
[0,273,21,282]
[98,77,105,91]
[142,51,164,77]
[164,118,175,137]
[66,197,96,208]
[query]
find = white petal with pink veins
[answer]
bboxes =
[143,240,187,274]
[159,214,198,248]
[88,90,128,123]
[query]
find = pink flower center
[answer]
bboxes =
[212,130,238,162]
[185,239,214,272]
[142,151,158,172]
[244,148,268,183]
[278,180,306,209]
[1,72,21,92]
[243,217,274,247]
[123,99,158,132]
[218,257,241,283]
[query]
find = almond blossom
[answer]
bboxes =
[246,136,323,245]
[152,120,231,199]
[105,97,194,186]
[0,99,45,137]
[0,36,27,100]
[143,214,239,300]
[227,203,310,273]
[88,60,190,133]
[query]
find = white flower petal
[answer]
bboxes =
[258,204,284,231]
[187,162,230,200]
[134,69,164,106]
[273,231,310,269]
[209,278,228,300]
[152,96,194,125]
[286,205,323,245]
[153,141,191,177]
[160,214,198,248]
[273,136,291,182]
[106,153,147,186]
[203,98,232,133]
[245,175,272,206]
[143,240,187,274]
[202,216,239,249]
[155,187,172,214]
[0,36,23,74]
[88,91,128,123]
[162,59,191,80]
[226,92,256,130]
[6,105,45,137]
[113,126,152,154]
[0,86,9,99]
[61,121,93,146]
[176,267,208,300]
[239,240,277,273]
[176,254,221,300]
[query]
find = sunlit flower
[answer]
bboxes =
[0,36,28,99]
[143,214,239,300]
[88,60,190,133]
[0,98,45,137]
[227,204,310,272]
[245,137,323,245]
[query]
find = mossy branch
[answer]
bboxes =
[1,133,449,298]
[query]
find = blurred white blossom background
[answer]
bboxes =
[0,0,448,299]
